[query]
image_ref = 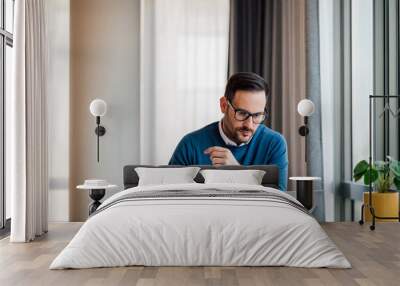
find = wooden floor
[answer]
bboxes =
[0,222,399,286]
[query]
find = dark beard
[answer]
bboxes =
[222,119,253,144]
[233,128,254,143]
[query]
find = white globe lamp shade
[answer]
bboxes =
[90,99,107,117]
[297,99,315,117]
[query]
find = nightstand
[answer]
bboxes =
[77,180,118,215]
[289,177,321,212]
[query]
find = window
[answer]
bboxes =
[351,0,400,168]
[341,0,400,221]
[372,0,400,161]
[0,0,14,234]
[351,0,373,169]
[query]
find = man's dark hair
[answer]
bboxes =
[224,72,269,102]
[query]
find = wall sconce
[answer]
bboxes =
[297,99,315,163]
[89,99,107,162]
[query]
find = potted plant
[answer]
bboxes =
[353,156,400,222]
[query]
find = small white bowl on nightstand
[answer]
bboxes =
[77,179,118,190]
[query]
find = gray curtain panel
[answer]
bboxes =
[305,0,324,220]
[228,0,306,187]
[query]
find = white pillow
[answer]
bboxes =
[135,167,201,186]
[200,169,266,185]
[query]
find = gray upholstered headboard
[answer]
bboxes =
[123,165,280,189]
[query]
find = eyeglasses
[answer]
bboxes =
[227,101,266,124]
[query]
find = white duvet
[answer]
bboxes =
[50,183,351,269]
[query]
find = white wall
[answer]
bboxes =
[46,0,70,222]
[70,0,141,221]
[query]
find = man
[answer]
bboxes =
[169,72,288,191]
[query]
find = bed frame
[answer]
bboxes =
[123,165,280,189]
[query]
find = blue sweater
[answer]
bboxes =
[168,121,288,191]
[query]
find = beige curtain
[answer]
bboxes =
[271,0,307,185]
[10,0,48,242]
[229,0,307,191]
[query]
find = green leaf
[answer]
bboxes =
[390,161,400,177]
[353,160,369,180]
[353,173,363,182]
[394,177,400,191]
[364,167,378,185]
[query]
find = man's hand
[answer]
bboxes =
[204,146,240,166]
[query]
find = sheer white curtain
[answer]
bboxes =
[319,0,336,222]
[140,0,230,164]
[10,0,48,242]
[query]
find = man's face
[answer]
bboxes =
[220,90,266,144]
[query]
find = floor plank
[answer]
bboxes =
[0,222,399,286]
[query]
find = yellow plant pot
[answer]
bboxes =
[363,192,399,222]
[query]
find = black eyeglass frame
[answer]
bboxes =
[227,100,267,124]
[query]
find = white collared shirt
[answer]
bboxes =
[218,120,253,147]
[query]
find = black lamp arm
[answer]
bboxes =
[94,116,106,162]
[298,116,310,164]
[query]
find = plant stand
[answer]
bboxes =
[358,95,400,230]
[359,199,400,230]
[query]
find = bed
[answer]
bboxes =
[50,165,351,269]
